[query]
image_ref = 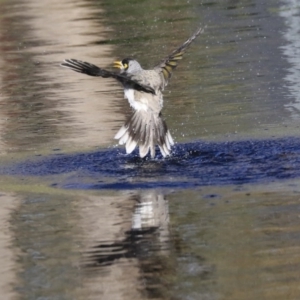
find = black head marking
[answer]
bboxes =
[122,58,134,65]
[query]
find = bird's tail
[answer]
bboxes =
[114,110,174,158]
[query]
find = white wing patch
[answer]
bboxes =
[124,89,148,111]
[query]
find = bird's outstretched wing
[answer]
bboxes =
[154,26,204,87]
[61,59,155,94]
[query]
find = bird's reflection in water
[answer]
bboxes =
[82,190,172,299]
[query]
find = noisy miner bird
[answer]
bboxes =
[61,27,204,158]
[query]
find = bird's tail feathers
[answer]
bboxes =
[114,111,174,158]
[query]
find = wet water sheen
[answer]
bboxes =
[0,0,300,299]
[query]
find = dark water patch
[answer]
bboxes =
[3,137,300,189]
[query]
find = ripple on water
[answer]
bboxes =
[3,137,300,190]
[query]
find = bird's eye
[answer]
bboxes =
[123,63,128,69]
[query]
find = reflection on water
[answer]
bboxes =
[170,185,300,300]
[0,193,20,300]
[279,1,300,117]
[7,184,300,300]
[0,0,300,299]
[0,0,123,155]
[81,190,171,299]
[0,0,298,157]
[83,191,169,269]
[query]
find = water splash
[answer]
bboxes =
[3,137,300,190]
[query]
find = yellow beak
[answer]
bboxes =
[113,60,123,69]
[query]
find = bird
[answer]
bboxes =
[61,26,204,158]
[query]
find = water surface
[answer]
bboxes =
[0,0,300,299]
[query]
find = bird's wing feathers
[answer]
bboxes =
[154,26,204,87]
[61,59,155,94]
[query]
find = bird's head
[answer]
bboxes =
[113,58,142,73]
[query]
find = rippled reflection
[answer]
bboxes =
[0,0,123,155]
[279,1,300,118]
[9,184,300,300]
[1,0,300,299]
[80,190,171,299]
[83,191,169,267]
[0,0,298,157]
[0,193,20,300]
